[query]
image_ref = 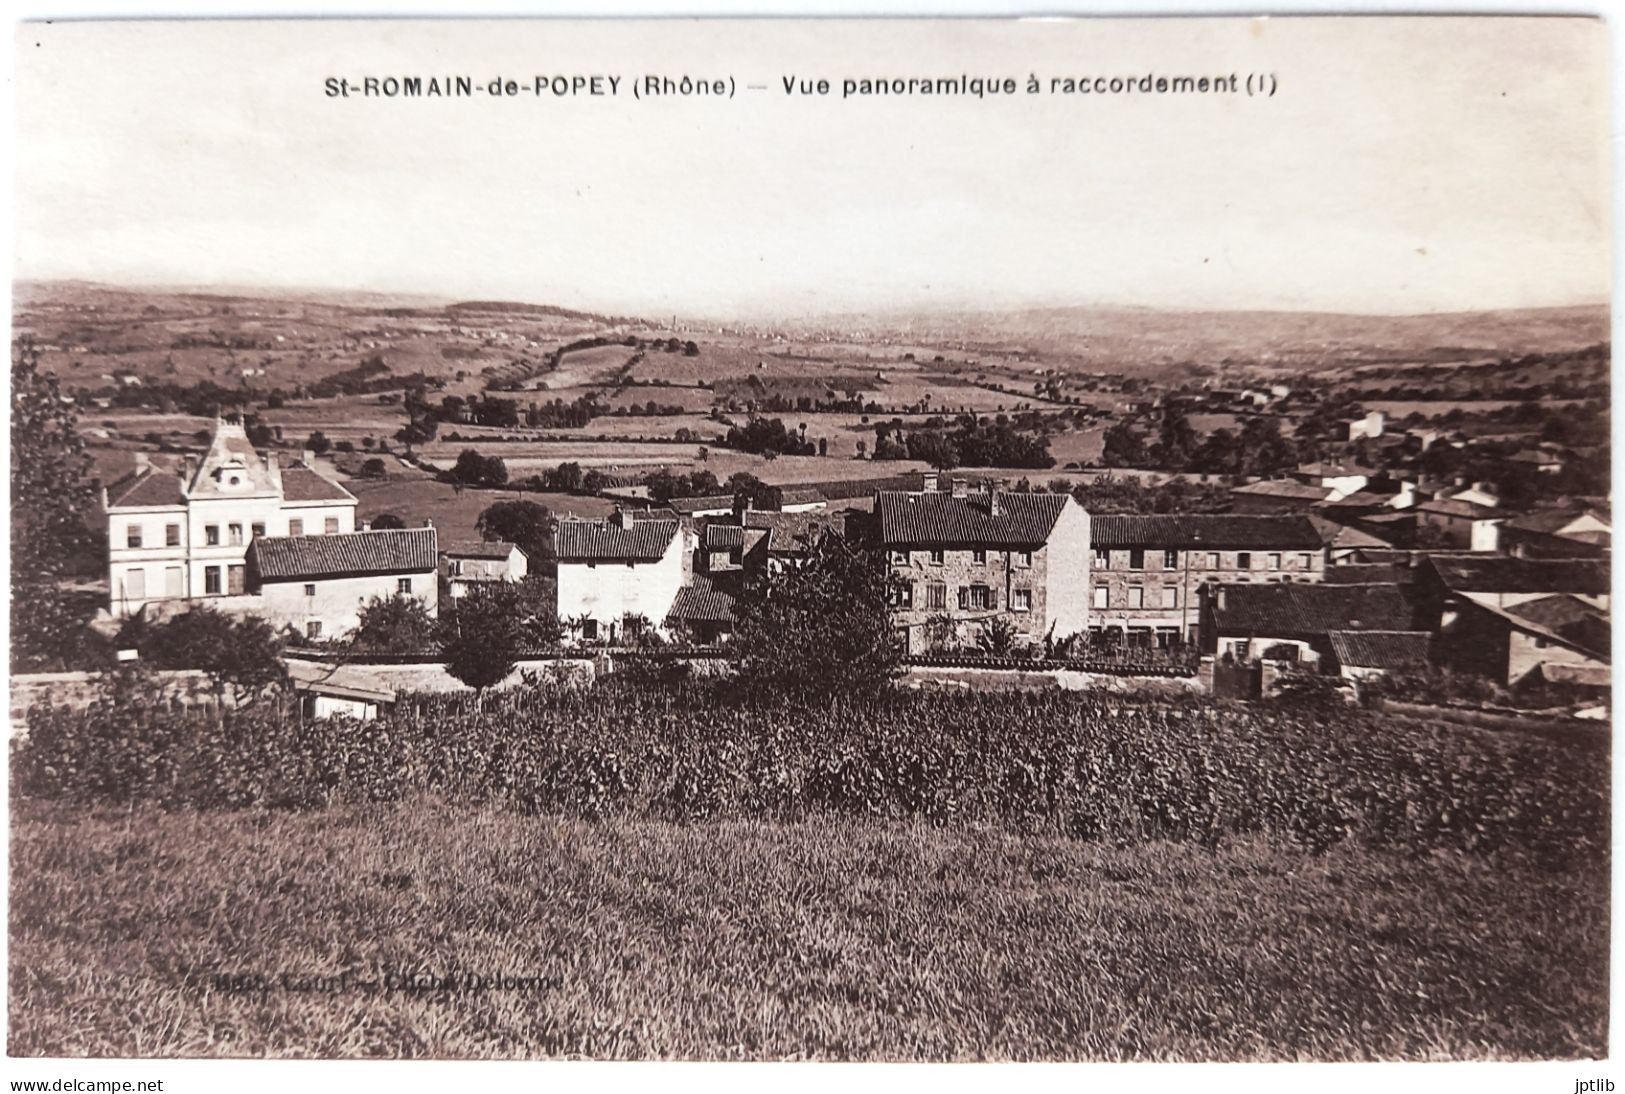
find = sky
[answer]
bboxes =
[12,16,1613,319]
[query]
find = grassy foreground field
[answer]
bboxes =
[9,800,1607,1060]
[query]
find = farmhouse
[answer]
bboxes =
[1200,581,1423,671]
[553,509,693,643]
[246,527,440,641]
[103,418,357,617]
[1089,514,1324,649]
[875,478,1090,654]
[442,540,529,598]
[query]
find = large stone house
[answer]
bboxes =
[102,419,358,617]
[875,479,1090,654]
[553,509,693,643]
[247,527,440,641]
[1089,514,1325,649]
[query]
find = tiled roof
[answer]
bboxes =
[1328,630,1433,671]
[667,578,736,625]
[1210,582,1418,636]
[1306,514,1395,549]
[1505,508,1609,535]
[554,517,677,562]
[1471,596,1610,661]
[1427,556,1609,596]
[704,523,746,550]
[669,494,737,515]
[1506,593,1608,636]
[281,464,356,503]
[106,468,186,509]
[1230,480,1334,501]
[443,539,520,560]
[777,487,825,507]
[1091,514,1322,550]
[1416,498,1500,520]
[745,510,830,553]
[876,490,1069,547]
[250,528,439,581]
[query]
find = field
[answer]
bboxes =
[346,477,613,537]
[8,801,1606,1060]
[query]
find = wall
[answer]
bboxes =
[278,499,358,537]
[1044,500,1091,643]
[1505,629,1607,687]
[887,543,1050,654]
[1092,544,1322,642]
[107,502,190,616]
[258,572,438,640]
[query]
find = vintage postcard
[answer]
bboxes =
[6,13,1612,1079]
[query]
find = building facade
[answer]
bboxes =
[875,481,1090,654]
[1090,514,1325,648]
[553,510,693,643]
[103,420,357,617]
[443,540,529,598]
[246,527,440,640]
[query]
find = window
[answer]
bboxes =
[959,584,992,610]
[972,549,987,565]
[229,523,244,546]
[1207,552,1220,569]
[125,568,146,599]
[306,620,323,639]
[1164,549,1178,569]
[889,549,909,566]
[729,547,743,565]
[582,618,599,640]
[1234,639,1251,660]
[397,577,413,595]
[890,583,914,608]
[1155,627,1180,649]
[1237,552,1252,570]
[1015,551,1033,568]
[251,522,265,539]
[1128,549,1145,570]
[929,549,945,566]
[204,565,222,594]
[1093,548,1110,569]
[164,567,183,598]
[227,565,245,595]
[205,525,220,546]
[449,559,463,576]
[1299,553,1314,569]
[1268,553,1282,570]
[289,518,304,536]
[1161,587,1178,609]
[1128,586,1144,608]
[125,524,143,549]
[304,583,316,597]
[325,517,340,534]
[1128,627,1153,649]
[1011,588,1032,611]
[925,583,947,611]
[165,523,181,547]
[1093,586,1108,609]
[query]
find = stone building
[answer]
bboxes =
[1089,514,1325,648]
[553,509,693,643]
[247,527,440,641]
[875,478,1091,654]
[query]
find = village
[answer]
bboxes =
[78,396,1610,721]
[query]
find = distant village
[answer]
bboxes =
[92,409,1610,719]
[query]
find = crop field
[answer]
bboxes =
[345,478,613,536]
[8,683,1608,1060]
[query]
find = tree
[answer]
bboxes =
[452,449,508,488]
[976,616,1021,657]
[360,457,389,479]
[476,499,554,561]
[304,430,332,456]
[350,594,436,653]
[1100,421,1147,468]
[139,606,287,702]
[730,532,903,697]
[370,512,406,530]
[437,584,521,692]
[11,338,101,671]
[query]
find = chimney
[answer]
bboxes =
[1215,587,1228,611]
[951,478,968,499]
[422,518,434,528]
[133,451,150,476]
[613,507,635,530]
[988,491,1001,517]
[180,455,196,483]
[361,520,371,531]
[302,448,317,467]
[921,471,939,493]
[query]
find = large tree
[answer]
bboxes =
[11,339,101,671]
[730,532,902,697]
[137,606,287,703]
[350,594,437,653]
[476,499,554,562]
[436,584,522,692]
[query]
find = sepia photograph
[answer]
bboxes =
[6,11,1613,1070]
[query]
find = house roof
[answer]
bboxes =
[704,523,746,550]
[1090,514,1322,550]
[1230,480,1334,502]
[1466,596,1610,662]
[777,487,825,507]
[1416,498,1500,520]
[1505,508,1610,536]
[106,467,186,509]
[1210,582,1419,636]
[668,494,737,515]
[554,517,678,562]
[876,490,1069,547]
[1297,461,1371,478]
[1306,514,1394,549]
[249,527,439,580]
[667,577,736,625]
[744,510,830,553]
[1427,556,1610,596]
[280,463,356,503]
[1328,630,1433,671]
[442,539,520,560]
